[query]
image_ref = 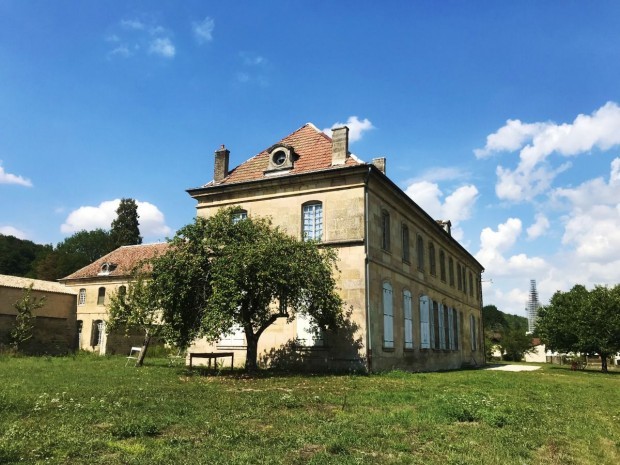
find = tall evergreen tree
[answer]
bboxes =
[111,198,142,248]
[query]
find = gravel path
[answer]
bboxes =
[484,364,542,371]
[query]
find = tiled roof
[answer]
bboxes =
[60,243,169,281]
[203,123,364,186]
[0,274,77,295]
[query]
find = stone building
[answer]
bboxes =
[187,123,485,371]
[0,274,77,354]
[59,243,168,354]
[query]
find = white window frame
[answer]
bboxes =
[303,202,323,242]
[403,290,413,349]
[78,288,86,306]
[296,313,324,347]
[232,210,248,224]
[217,324,246,348]
[382,282,394,348]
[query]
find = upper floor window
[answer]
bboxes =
[439,250,446,282]
[417,235,424,271]
[457,264,462,291]
[232,210,248,224]
[303,202,323,241]
[78,288,86,306]
[448,257,455,287]
[429,243,436,276]
[401,224,410,262]
[381,210,390,251]
[97,287,106,306]
[469,272,474,296]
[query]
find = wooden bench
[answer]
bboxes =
[188,352,234,371]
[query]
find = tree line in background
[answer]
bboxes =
[0,198,142,280]
[483,305,533,362]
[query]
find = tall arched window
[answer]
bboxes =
[97,287,106,306]
[302,202,323,241]
[439,250,446,281]
[429,243,436,276]
[403,290,413,349]
[78,288,86,306]
[417,235,424,271]
[448,257,455,287]
[382,282,394,349]
[381,210,390,251]
[401,223,410,262]
[419,295,430,349]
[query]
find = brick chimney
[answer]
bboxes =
[372,157,386,174]
[331,126,349,166]
[214,144,230,182]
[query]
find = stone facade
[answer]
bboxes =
[0,275,77,354]
[186,123,485,372]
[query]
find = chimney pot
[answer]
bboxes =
[214,145,230,182]
[331,126,349,166]
[372,157,386,174]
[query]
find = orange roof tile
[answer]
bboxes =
[60,243,169,281]
[204,123,364,186]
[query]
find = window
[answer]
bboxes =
[78,288,86,306]
[470,315,477,351]
[429,243,436,276]
[90,320,104,347]
[382,282,394,348]
[232,210,248,224]
[453,308,459,350]
[381,210,390,251]
[439,250,446,281]
[448,257,455,287]
[438,303,445,349]
[469,272,474,296]
[303,202,323,241]
[457,265,462,291]
[97,287,106,306]
[431,300,439,349]
[296,314,325,347]
[118,285,126,298]
[401,224,410,262]
[218,324,246,348]
[403,290,413,349]
[419,295,430,349]
[417,235,424,271]
[447,307,454,350]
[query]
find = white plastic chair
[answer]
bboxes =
[125,346,142,367]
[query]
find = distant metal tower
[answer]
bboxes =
[527,279,540,333]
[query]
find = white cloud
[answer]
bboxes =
[193,16,215,43]
[61,199,171,239]
[240,52,264,66]
[0,226,28,239]
[109,45,132,58]
[406,166,469,184]
[149,38,175,58]
[405,181,479,225]
[526,213,550,240]
[0,163,32,187]
[476,102,620,202]
[323,116,374,143]
[121,19,146,30]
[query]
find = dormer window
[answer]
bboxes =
[98,262,117,276]
[265,144,295,173]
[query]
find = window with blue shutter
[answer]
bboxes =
[383,282,394,348]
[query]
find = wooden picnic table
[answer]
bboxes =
[188,352,234,371]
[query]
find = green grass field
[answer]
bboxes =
[1,354,618,464]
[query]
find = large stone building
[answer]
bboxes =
[187,123,485,371]
[59,243,168,354]
[0,274,77,354]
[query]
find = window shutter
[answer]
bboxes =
[403,291,413,349]
[448,307,454,350]
[419,295,430,349]
[470,315,476,351]
[429,300,436,349]
[383,283,394,348]
[90,321,99,346]
[438,304,445,349]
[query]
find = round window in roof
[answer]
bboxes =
[273,150,287,166]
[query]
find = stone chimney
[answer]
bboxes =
[372,157,386,174]
[331,126,349,165]
[437,220,452,236]
[214,144,230,182]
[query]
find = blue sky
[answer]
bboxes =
[2,1,620,316]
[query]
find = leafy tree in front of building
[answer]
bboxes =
[9,284,45,353]
[109,208,345,371]
[483,305,532,361]
[536,284,620,373]
[110,198,142,248]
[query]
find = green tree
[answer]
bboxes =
[10,284,45,352]
[482,304,531,361]
[537,284,620,373]
[110,207,345,371]
[498,326,534,361]
[0,234,52,278]
[34,229,114,280]
[111,198,142,248]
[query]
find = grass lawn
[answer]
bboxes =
[1,354,618,464]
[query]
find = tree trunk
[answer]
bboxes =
[601,353,608,373]
[136,329,151,367]
[245,334,259,373]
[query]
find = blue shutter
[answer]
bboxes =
[383,283,394,348]
[420,295,430,349]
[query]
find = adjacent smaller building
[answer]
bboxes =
[59,243,168,354]
[0,274,77,354]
